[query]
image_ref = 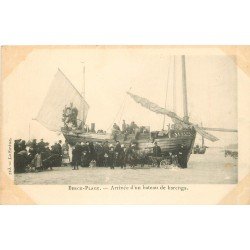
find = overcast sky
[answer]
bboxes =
[3,47,239,147]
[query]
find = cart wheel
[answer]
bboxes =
[151,159,158,168]
[160,160,169,169]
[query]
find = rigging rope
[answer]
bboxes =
[106,93,127,131]
[162,56,172,130]
[118,95,128,124]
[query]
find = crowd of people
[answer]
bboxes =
[71,140,140,170]
[14,139,65,173]
[14,136,189,173]
[111,120,149,140]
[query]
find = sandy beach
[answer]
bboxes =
[14,148,237,185]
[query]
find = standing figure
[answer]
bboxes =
[37,139,46,153]
[122,120,127,133]
[114,141,122,167]
[112,123,121,140]
[81,142,89,167]
[57,140,63,166]
[178,144,188,168]
[33,150,43,171]
[125,144,137,168]
[103,141,110,167]
[120,144,126,169]
[88,142,96,162]
[152,142,162,167]
[108,145,115,169]
[62,140,70,165]
[14,147,29,173]
[29,139,37,160]
[95,142,104,167]
[71,143,82,170]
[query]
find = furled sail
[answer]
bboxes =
[35,69,89,132]
[194,126,219,142]
[127,91,184,123]
[127,91,219,142]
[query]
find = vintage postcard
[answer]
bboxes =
[0,46,249,204]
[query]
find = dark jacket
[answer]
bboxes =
[153,145,161,157]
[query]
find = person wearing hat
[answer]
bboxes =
[95,142,104,167]
[62,140,70,165]
[112,123,121,140]
[103,141,110,167]
[81,142,89,167]
[88,141,96,163]
[177,144,188,168]
[57,140,63,166]
[153,141,162,167]
[108,144,115,169]
[37,139,46,153]
[120,144,126,169]
[114,141,123,167]
[71,143,81,170]
[125,143,137,168]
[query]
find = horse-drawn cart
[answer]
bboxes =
[148,154,174,168]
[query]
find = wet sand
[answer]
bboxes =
[15,148,237,185]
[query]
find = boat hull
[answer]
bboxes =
[63,130,196,168]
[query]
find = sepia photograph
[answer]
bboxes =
[1,3,250,250]
[3,47,237,185]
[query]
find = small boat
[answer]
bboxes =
[193,136,207,154]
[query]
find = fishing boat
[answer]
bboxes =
[193,136,207,154]
[35,55,236,168]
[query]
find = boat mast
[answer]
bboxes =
[201,136,204,147]
[201,122,204,147]
[173,56,176,113]
[81,62,85,100]
[81,62,86,128]
[29,122,31,141]
[181,55,189,123]
[162,57,172,130]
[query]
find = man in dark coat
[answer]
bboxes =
[114,141,123,167]
[88,142,96,162]
[125,144,137,168]
[153,142,162,167]
[72,143,82,170]
[57,140,63,166]
[177,144,188,168]
[95,142,104,167]
[37,139,46,153]
[29,139,37,160]
[14,147,29,173]
[108,145,115,169]
[103,141,110,167]
[120,144,126,168]
[153,142,161,157]
[81,142,90,167]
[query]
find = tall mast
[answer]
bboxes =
[29,122,31,141]
[201,122,204,147]
[202,136,204,147]
[162,57,172,130]
[173,56,176,113]
[81,62,85,100]
[181,55,189,123]
[81,62,86,127]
